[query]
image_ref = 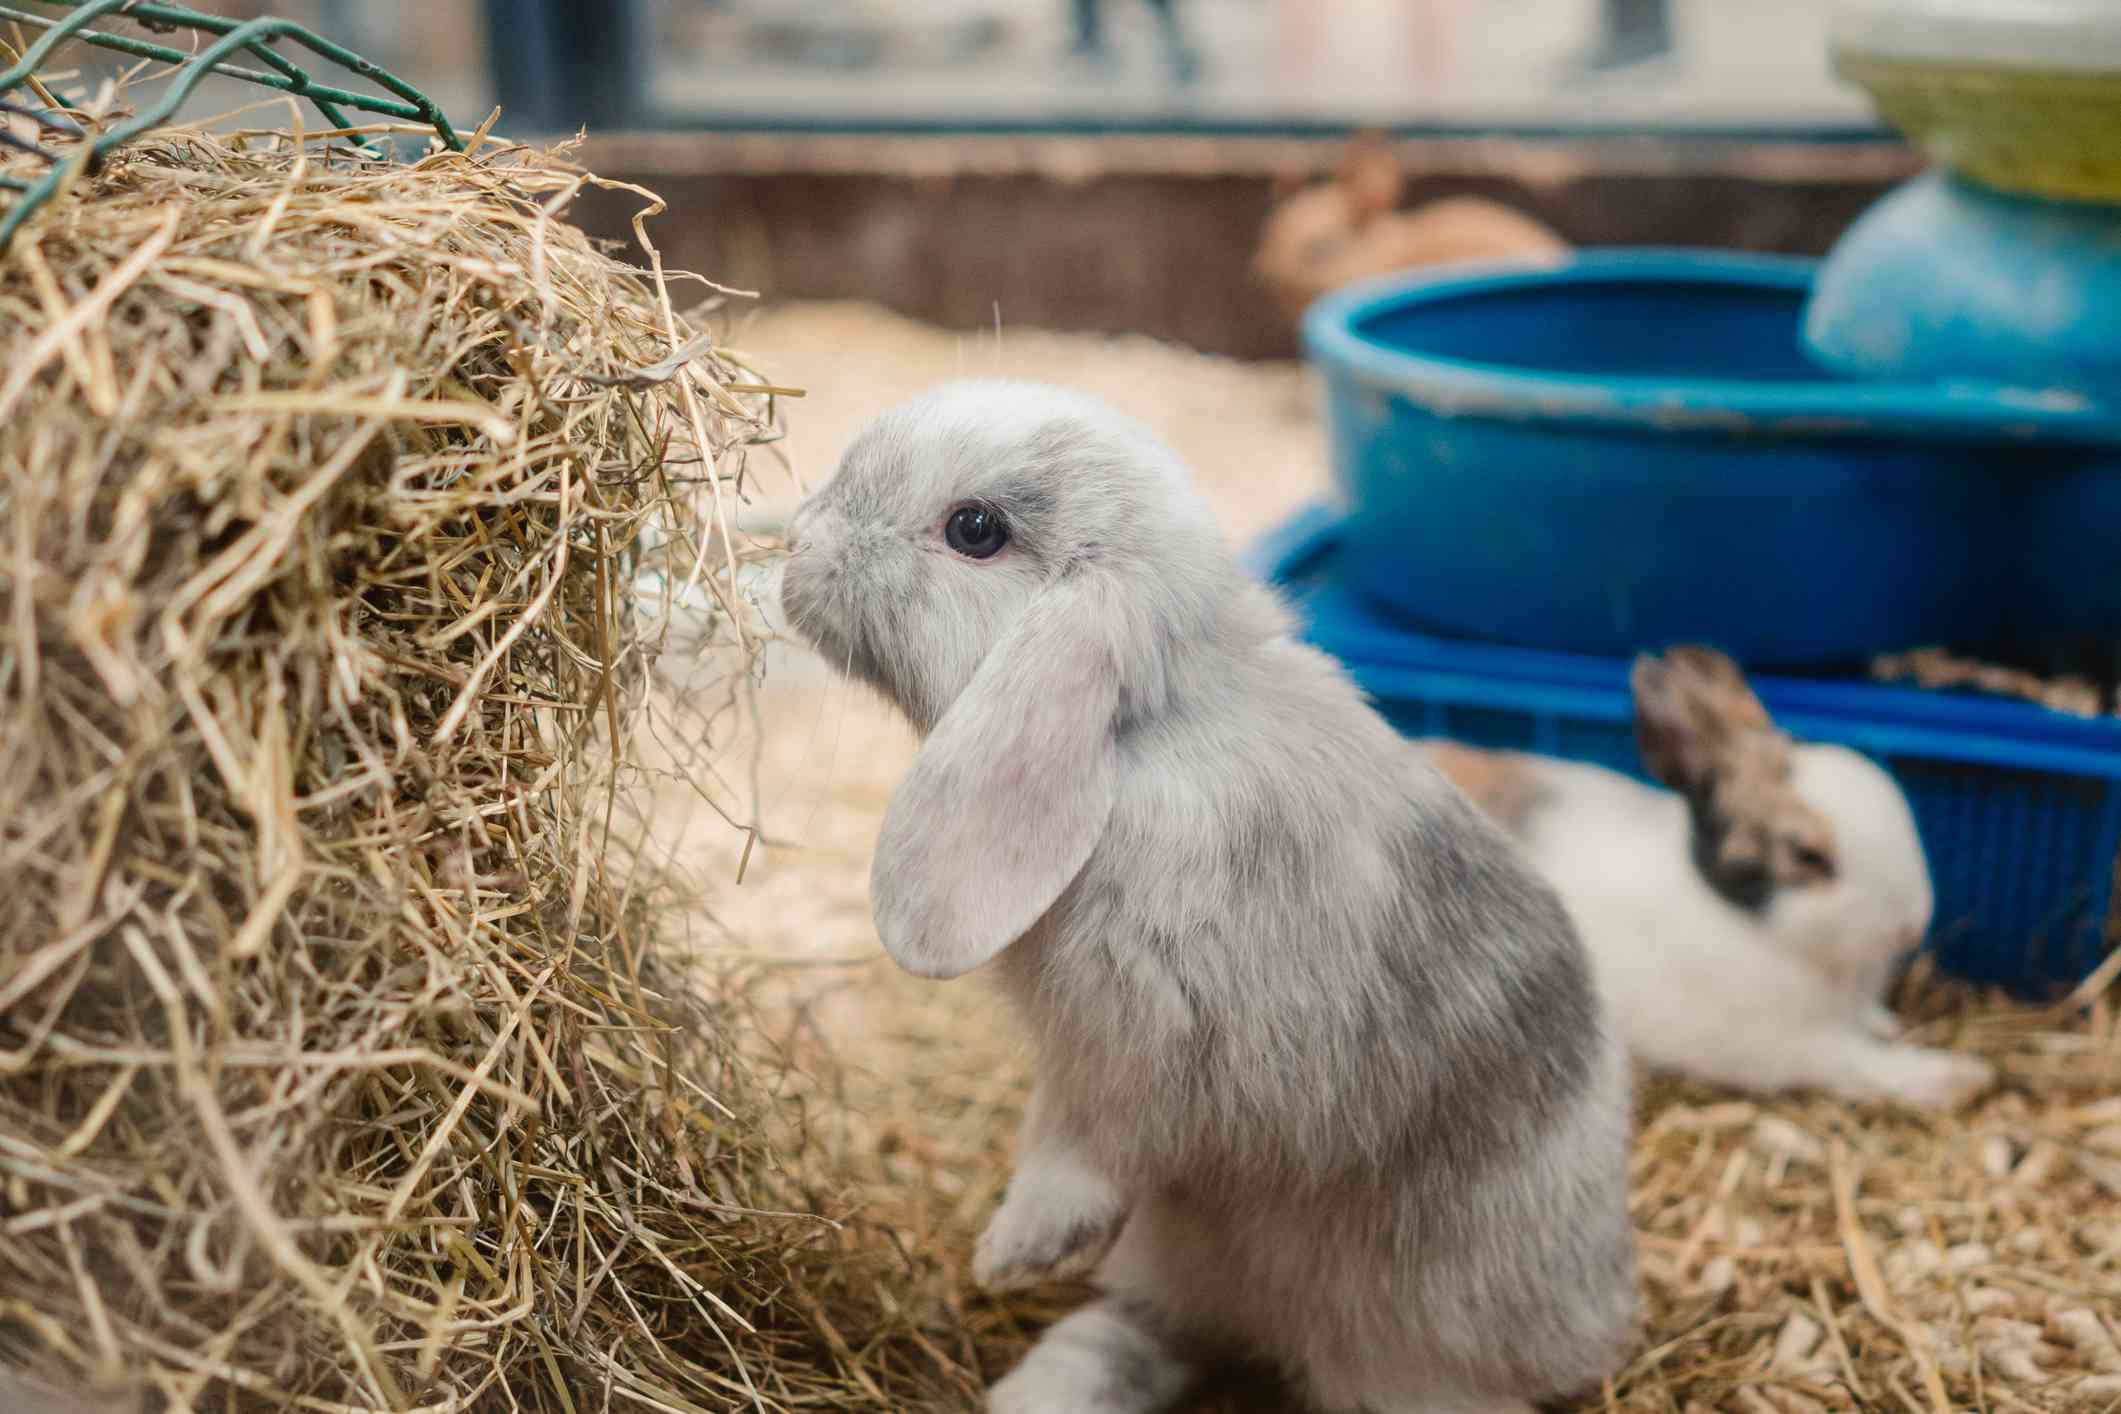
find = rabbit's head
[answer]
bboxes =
[1773,740,1935,975]
[779,381,1239,978]
[1255,135,1406,320]
[1257,134,1566,322]
[1633,647,1931,940]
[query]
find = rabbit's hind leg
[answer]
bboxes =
[1834,1037,1995,1111]
[1302,1352,1538,1414]
[987,1298,1196,1414]
[1862,1000,1902,1041]
[1303,1371,1534,1414]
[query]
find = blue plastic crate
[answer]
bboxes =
[1250,504,2121,995]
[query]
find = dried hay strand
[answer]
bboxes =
[0,114,860,1411]
[1873,649,2117,721]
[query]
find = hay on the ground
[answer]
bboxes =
[1872,649,2116,720]
[0,107,878,1411]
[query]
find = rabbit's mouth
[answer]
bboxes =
[779,553,913,714]
[778,554,853,664]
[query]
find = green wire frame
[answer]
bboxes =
[0,0,463,251]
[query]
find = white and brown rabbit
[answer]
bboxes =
[1428,647,1996,1112]
[779,381,1636,1414]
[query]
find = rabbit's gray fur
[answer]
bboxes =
[780,382,1637,1414]
[0,1371,142,1414]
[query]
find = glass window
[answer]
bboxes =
[637,0,1873,135]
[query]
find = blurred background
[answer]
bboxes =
[203,0,1872,133]
[148,0,1912,358]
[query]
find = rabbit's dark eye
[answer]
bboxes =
[1791,842,1836,880]
[944,502,1009,559]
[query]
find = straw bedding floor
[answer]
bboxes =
[673,301,2121,1413]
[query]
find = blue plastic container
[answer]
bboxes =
[2020,455,2121,639]
[1805,172,2121,400]
[1305,251,2121,667]
[1251,504,2121,994]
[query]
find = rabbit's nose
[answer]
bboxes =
[757,559,792,638]
[777,549,818,631]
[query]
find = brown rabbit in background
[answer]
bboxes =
[1255,134,1569,323]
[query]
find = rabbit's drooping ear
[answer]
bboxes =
[1338,132,1404,224]
[1631,645,1773,796]
[871,575,1122,979]
[1634,646,1838,897]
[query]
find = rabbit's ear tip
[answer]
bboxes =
[879,935,979,981]
[871,892,979,980]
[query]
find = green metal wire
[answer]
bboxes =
[0,0,463,252]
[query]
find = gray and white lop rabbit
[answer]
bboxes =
[779,381,1637,1414]
[1427,647,1995,1111]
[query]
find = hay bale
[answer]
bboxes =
[0,120,825,1409]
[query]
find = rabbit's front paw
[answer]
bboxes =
[1862,1002,1902,1041]
[973,1156,1126,1292]
[1871,1047,1995,1111]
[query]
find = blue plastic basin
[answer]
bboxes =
[1305,251,2121,667]
[1250,504,2121,994]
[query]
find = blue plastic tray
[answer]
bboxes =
[1252,504,2121,994]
